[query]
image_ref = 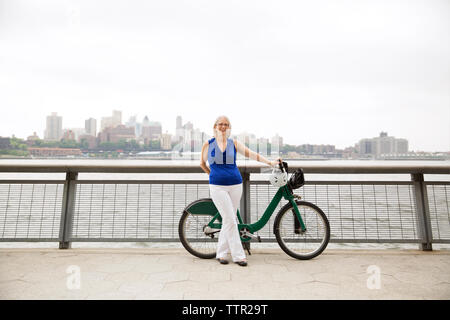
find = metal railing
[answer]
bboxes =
[0,160,449,251]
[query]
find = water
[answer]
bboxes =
[0,160,449,250]
[0,159,449,181]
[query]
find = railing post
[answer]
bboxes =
[59,171,78,249]
[240,171,251,250]
[240,172,251,224]
[411,173,433,251]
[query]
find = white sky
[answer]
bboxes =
[0,0,449,151]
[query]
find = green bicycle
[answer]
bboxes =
[178,162,330,260]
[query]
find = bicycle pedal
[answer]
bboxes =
[244,232,261,242]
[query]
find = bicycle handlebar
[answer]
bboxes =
[278,160,288,173]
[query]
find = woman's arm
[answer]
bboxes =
[234,139,281,167]
[200,141,210,175]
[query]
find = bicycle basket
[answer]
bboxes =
[288,168,305,190]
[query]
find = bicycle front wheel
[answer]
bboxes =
[274,200,330,260]
[178,199,219,259]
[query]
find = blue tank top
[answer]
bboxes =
[207,137,243,186]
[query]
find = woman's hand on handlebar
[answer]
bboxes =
[270,158,283,168]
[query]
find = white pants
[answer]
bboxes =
[209,183,246,262]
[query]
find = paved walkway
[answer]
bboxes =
[1,248,449,300]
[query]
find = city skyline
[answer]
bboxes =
[1,110,448,153]
[3,110,449,160]
[1,1,449,152]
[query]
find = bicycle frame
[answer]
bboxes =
[206,185,306,237]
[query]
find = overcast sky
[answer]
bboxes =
[0,0,449,151]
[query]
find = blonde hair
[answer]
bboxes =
[213,115,231,139]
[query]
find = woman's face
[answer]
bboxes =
[215,118,230,134]
[214,118,230,136]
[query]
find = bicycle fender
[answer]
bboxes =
[185,198,219,215]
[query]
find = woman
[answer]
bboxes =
[200,116,281,266]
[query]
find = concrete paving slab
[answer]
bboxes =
[0,248,449,300]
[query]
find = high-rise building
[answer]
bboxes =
[184,121,193,131]
[125,115,139,137]
[175,116,184,142]
[148,121,162,140]
[112,110,122,124]
[237,132,256,147]
[357,132,408,157]
[62,129,76,141]
[44,112,63,141]
[271,134,283,156]
[101,110,122,131]
[141,116,162,141]
[258,137,269,157]
[395,139,408,154]
[98,125,135,143]
[191,128,205,154]
[358,139,374,155]
[377,136,395,155]
[142,115,149,126]
[160,132,172,150]
[141,116,151,139]
[63,128,86,141]
[85,118,97,137]
[236,132,257,159]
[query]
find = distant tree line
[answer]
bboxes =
[1,136,340,157]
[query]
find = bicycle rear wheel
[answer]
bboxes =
[178,199,218,259]
[274,200,330,260]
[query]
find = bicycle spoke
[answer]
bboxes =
[179,208,218,259]
[275,201,330,259]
